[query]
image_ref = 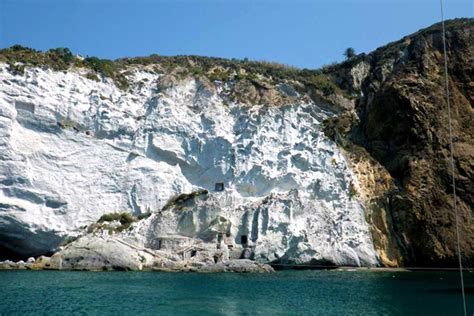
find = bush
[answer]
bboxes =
[96,212,137,233]
[119,213,135,225]
[10,44,35,52]
[304,74,337,96]
[98,213,120,222]
[0,45,76,71]
[84,57,115,76]
[136,212,152,220]
[208,68,231,82]
[344,47,356,59]
[98,212,135,224]
[348,181,357,198]
[162,189,209,211]
[7,63,25,76]
[57,118,78,130]
[83,56,129,90]
[85,72,100,81]
[47,47,74,64]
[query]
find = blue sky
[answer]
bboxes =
[0,0,472,68]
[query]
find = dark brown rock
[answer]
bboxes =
[328,18,473,267]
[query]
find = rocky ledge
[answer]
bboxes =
[0,234,273,273]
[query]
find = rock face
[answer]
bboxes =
[0,61,377,266]
[127,190,377,266]
[0,19,472,269]
[0,234,274,272]
[326,18,473,267]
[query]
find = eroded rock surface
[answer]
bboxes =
[0,61,377,267]
[1,19,471,269]
[325,18,474,267]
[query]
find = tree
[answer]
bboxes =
[344,47,356,59]
[10,44,33,52]
[48,47,74,63]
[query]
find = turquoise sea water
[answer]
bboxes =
[0,270,472,315]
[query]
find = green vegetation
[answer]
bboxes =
[57,118,78,130]
[85,211,153,235]
[344,47,356,59]
[321,112,355,147]
[0,45,346,96]
[85,72,100,82]
[47,47,74,64]
[348,181,357,199]
[301,72,337,96]
[117,54,342,96]
[82,57,129,90]
[95,212,137,233]
[0,45,76,71]
[7,63,25,76]
[207,68,231,82]
[162,189,209,211]
[0,45,130,90]
[98,212,135,224]
[136,212,152,220]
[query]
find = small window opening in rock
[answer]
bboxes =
[217,232,223,243]
[240,235,248,245]
[191,250,197,257]
[215,182,224,192]
[156,239,162,250]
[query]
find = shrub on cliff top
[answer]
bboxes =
[344,47,356,59]
[83,57,129,90]
[0,45,76,71]
[47,47,74,64]
[0,45,343,95]
[0,45,130,90]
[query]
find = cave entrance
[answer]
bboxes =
[215,183,224,192]
[217,232,223,243]
[240,235,248,246]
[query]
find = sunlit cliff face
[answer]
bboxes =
[0,64,378,266]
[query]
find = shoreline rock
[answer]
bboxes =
[0,236,274,273]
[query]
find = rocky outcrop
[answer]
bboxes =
[0,19,471,269]
[325,18,473,267]
[0,234,273,272]
[0,57,377,267]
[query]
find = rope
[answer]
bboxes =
[439,1,467,315]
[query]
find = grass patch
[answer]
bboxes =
[85,211,153,235]
[91,212,138,233]
[85,72,100,82]
[162,189,209,211]
[98,212,135,225]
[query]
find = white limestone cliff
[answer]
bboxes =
[0,64,378,266]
